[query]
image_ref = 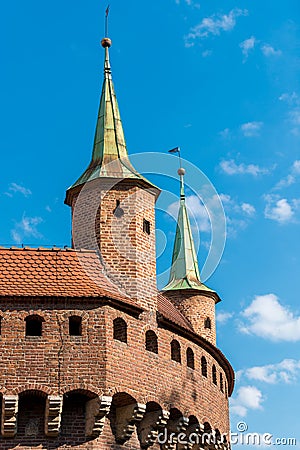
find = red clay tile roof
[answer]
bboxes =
[0,247,195,329]
[0,247,132,305]
[157,292,193,331]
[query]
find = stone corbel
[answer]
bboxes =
[1,395,18,437]
[138,409,170,448]
[45,395,63,437]
[178,422,205,450]
[85,395,112,437]
[162,416,189,450]
[115,402,146,443]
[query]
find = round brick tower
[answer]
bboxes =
[0,30,234,450]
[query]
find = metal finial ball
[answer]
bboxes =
[178,168,186,176]
[101,38,112,48]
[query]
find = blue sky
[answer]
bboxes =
[1,0,300,447]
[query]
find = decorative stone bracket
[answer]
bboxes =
[177,422,204,450]
[115,402,146,444]
[138,409,170,448]
[1,395,19,437]
[86,395,112,437]
[45,395,63,437]
[161,416,189,450]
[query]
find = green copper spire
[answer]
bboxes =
[163,167,219,299]
[68,37,148,189]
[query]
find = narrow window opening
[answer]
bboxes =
[113,199,124,218]
[113,318,127,343]
[145,330,158,354]
[212,365,217,385]
[220,373,224,392]
[186,347,195,369]
[143,219,151,235]
[69,316,82,336]
[204,317,211,329]
[171,339,181,363]
[201,356,208,377]
[25,315,43,337]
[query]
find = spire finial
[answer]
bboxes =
[177,167,186,201]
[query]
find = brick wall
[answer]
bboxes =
[0,300,232,448]
[70,179,158,310]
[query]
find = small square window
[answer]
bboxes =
[69,316,82,336]
[143,219,151,235]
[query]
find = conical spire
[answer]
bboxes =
[163,167,218,297]
[68,37,150,190]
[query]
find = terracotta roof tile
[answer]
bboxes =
[0,247,193,332]
[157,292,193,331]
[0,247,132,305]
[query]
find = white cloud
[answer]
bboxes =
[230,386,264,417]
[216,311,234,324]
[279,92,299,105]
[261,44,282,57]
[176,0,200,7]
[240,36,257,60]
[275,160,300,189]
[239,359,300,385]
[220,159,268,176]
[5,183,32,198]
[240,293,300,342]
[219,128,231,139]
[11,215,43,244]
[241,203,256,216]
[218,193,256,237]
[241,121,263,137]
[264,195,297,224]
[202,49,212,58]
[185,8,248,46]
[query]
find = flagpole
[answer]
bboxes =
[105,5,110,37]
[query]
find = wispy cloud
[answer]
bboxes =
[185,8,248,46]
[239,293,300,342]
[230,386,264,417]
[220,159,268,176]
[240,36,257,60]
[5,183,32,198]
[202,49,212,58]
[219,128,231,140]
[241,121,263,137]
[238,359,300,385]
[279,92,299,105]
[261,44,282,57]
[11,215,43,244]
[175,0,200,7]
[220,193,256,237]
[216,311,234,324]
[279,91,300,135]
[264,194,299,224]
[275,160,300,190]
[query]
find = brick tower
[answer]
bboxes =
[0,30,234,450]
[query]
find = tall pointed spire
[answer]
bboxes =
[68,35,149,190]
[163,167,218,298]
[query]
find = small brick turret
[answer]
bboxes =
[162,167,221,345]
